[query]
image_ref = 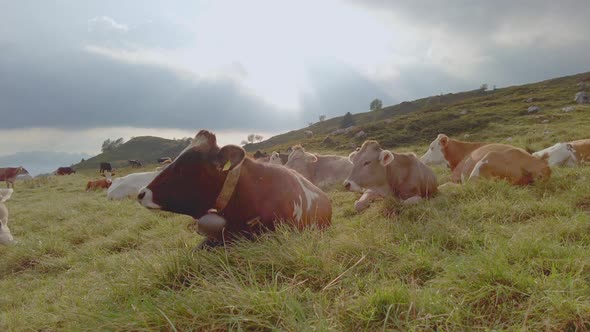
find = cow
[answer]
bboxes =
[284,145,353,188]
[421,134,487,170]
[137,130,332,248]
[535,139,590,167]
[55,167,76,175]
[344,140,438,211]
[253,150,268,159]
[99,162,112,174]
[304,130,313,138]
[107,171,159,200]
[86,172,113,191]
[157,157,172,164]
[128,160,143,168]
[0,167,29,188]
[467,144,551,185]
[269,151,283,165]
[0,188,15,245]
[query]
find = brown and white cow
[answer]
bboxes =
[55,166,76,175]
[344,141,438,211]
[570,139,590,164]
[86,172,113,191]
[0,188,15,245]
[285,145,353,187]
[0,167,29,188]
[137,130,332,247]
[467,144,551,185]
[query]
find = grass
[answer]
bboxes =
[1,71,590,330]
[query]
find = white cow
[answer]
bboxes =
[533,142,577,167]
[107,171,159,200]
[269,151,283,165]
[0,189,15,244]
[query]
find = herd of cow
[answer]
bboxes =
[1,130,588,247]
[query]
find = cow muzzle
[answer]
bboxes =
[137,187,161,209]
[343,179,362,192]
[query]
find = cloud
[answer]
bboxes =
[0,45,295,132]
[88,16,129,33]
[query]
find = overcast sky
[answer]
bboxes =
[1,0,589,160]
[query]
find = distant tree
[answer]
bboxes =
[101,137,125,152]
[319,115,326,122]
[254,134,264,142]
[81,158,85,163]
[308,121,314,127]
[240,140,249,146]
[479,83,488,92]
[492,85,497,91]
[370,98,383,111]
[340,112,355,128]
[247,134,256,144]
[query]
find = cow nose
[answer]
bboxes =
[137,191,146,200]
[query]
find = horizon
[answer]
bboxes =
[1,1,590,174]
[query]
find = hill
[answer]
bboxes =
[74,136,189,170]
[2,71,590,330]
[246,71,590,154]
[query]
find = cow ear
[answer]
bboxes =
[218,145,246,171]
[438,134,449,147]
[305,154,318,163]
[0,189,13,203]
[348,151,358,163]
[379,150,394,166]
[566,143,575,152]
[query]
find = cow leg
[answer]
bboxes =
[354,189,382,212]
[402,195,422,205]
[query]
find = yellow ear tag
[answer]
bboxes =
[222,160,232,171]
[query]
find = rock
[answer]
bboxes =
[577,82,589,89]
[384,119,394,124]
[574,92,589,104]
[463,134,471,138]
[541,119,550,124]
[303,130,314,138]
[355,131,367,139]
[562,106,575,112]
[527,106,541,113]
[343,126,357,134]
[506,137,513,142]
[543,129,551,135]
[459,110,468,115]
[525,97,535,103]
[331,128,345,135]
[322,136,335,146]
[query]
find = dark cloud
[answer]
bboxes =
[300,60,396,120]
[0,46,294,131]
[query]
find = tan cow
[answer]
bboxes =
[570,139,590,163]
[285,145,353,187]
[344,141,438,211]
[464,144,551,185]
[0,188,15,244]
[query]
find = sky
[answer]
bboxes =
[1,0,590,172]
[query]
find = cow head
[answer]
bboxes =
[138,130,246,219]
[533,142,577,167]
[344,141,391,192]
[421,134,448,165]
[17,167,29,175]
[253,150,268,159]
[269,151,283,165]
[285,145,317,179]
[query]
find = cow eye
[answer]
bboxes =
[363,160,371,166]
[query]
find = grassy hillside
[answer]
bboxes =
[1,71,590,330]
[75,136,189,170]
[248,71,590,154]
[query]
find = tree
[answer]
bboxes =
[479,83,488,92]
[370,98,383,112]
[340,112,355,128]
[101,137,125,152]
[319,115,326,122]
[254,134,263,142]
[308,121,314,127]
[247,134,256,144]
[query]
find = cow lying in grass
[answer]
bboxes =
[138,130,332,248]
[344,140,438,212]
[86,172,114,191]
[533,139,590,167]
[0,188,15,244]
[285,145,353,188]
